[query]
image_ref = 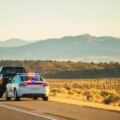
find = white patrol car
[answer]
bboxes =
[6,72,49,101]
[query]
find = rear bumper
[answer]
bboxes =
[21,93,47,98]
[17,87,49,98]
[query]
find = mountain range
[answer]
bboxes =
[0,38,31,47]
[0,34,120,62]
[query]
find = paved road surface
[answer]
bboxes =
[0,106,52,120]
[0,98,120,120]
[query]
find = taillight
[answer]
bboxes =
[41,82,48,86]
[19,83,28,86]
[19,82,48,86]
[2,78,5,84]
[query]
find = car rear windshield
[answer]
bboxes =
[1,67,26,74]
[20,75,44,82]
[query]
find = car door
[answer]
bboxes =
[10,76,17,94]
[6,76,16,97]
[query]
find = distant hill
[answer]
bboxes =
[0,34,120,62]
[0,38,31,47]
[0,60,120,79]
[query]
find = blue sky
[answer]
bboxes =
[0,0,120,41]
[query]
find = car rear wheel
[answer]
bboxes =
[0,85,4,98]
[43,96,48,101]
[14,90,20,101]
[5,90,11,101]
[0,92,4,98]
[33,97,38,100]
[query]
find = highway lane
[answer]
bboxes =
[0,106,56,120]
[0,98,120,120]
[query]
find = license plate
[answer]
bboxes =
[30,88,39,90]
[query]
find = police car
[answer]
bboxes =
[6,72,49,101]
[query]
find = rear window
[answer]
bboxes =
[1,67,26,74]
[20,75,44,82]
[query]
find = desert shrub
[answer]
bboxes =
[73,83,79,88]
[50,86,120,106]
[71,88,83,94]
[100,90,110,97]
[50,88,68,94]
[64,85,72,90]
[84,89,104,103]
[101,90,118,97]
[87,94,104,103]
[49,88,61,96]
[67,88,84,95]
[77,94,85,100]
[104,95,120,104]
[50,88,60,93]
[59,88,68,94]
[77,89,84,94]
[110,90,118,96]
[74,94,87,101]
[84,89,100,96]
[49,92,57,97]
[68,90,76,95]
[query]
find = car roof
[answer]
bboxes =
[0,66,24,68]
[17,73,41,76]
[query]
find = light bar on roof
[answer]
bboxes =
[27,72,40,76]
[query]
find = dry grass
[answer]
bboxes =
[47,78,120,111]
[47,78,120,93]
[50,88,120,106]
[49,96,120,112]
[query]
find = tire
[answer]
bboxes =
[43,96,48,101]
[14,90,20,101]
[5,90,11,101]
[33,97,38,100]
[0,84,4,98]
[0,92,4,98]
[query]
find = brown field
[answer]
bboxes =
[47,78,120,111]
[47,78,120,93]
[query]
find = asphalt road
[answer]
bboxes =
[0,106,51,120]
[0,98,120,120]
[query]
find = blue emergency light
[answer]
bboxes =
[35,72,40,76]
[31,78,35,83]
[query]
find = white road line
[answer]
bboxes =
[0,105,57,120]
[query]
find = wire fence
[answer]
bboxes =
[46,78,120,93]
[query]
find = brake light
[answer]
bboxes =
[2,78,5,84]
[19,82,48,86]
[41,82,48,86]
[19,83,27,86]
